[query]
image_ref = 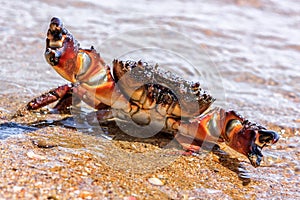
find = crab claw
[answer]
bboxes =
[225,119,279,167]
[248,129,279,167]
[257,129,280,146]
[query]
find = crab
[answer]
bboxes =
[23,17,279,167]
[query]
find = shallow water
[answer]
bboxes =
[0,0,299,127]
[0,0,299,199]
[0,122,37,139]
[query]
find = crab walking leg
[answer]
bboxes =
[27,84,73,110]
[25,81,110,113]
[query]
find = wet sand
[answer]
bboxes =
[0,94,299,199]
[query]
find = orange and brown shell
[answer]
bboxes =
[112,60,215,119]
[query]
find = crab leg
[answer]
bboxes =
[27,84,73,111]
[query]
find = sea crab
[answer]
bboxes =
[24,17,279,167]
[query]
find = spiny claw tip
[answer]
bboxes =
[50,17,63,27]
[258,130,280,146]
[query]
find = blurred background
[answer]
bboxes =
[0,0,299,128]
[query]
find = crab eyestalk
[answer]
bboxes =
[222,113,279,167]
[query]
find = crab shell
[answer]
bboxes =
[112,59,215,119]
